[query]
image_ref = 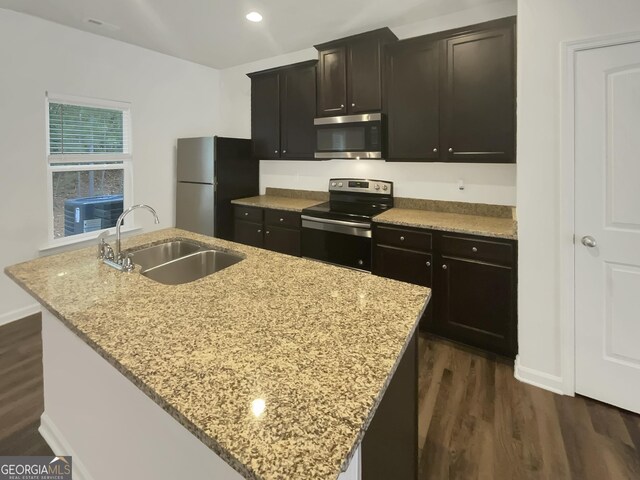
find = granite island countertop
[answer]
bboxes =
[5,228,429,480]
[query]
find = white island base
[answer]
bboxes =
[39,309,361,480]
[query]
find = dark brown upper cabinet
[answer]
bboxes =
[315,28,398,117]
[248,60,318,160]
[385,17,516,163]
[442,20,516,163]
[385,38,440,161]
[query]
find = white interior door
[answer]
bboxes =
[575,40,640,414]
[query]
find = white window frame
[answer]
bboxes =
[44,92,135,249]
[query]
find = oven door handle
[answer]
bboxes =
[301,216,372,238]
[301,215,370,228]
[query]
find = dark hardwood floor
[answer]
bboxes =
[0,314,45,441]
[1,315,639,479]
[419,334,640,479]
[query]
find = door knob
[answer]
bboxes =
[581,236,597,248]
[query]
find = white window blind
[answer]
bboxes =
[47,94,131,162]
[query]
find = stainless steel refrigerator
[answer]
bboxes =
[176,136,258,240]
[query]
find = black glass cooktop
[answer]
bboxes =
[302,201,389,223]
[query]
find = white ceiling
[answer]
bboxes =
[0,0,503,69]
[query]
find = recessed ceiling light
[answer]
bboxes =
[246,11,263,23]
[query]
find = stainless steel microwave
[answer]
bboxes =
[314,113,384,159]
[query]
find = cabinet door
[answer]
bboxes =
[251,73,280,159]
[317,46,347,116]
[385,40,440,161]
[348,37,384,113]
[234,220,264,248]
[280,65,317,160]
[442,23,515,163]
[373,245,432,287]
[435,256,516,357]
[264,226,301,256]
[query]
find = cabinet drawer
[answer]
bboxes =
[234,205,263,223]
[375,226,432,251]
[265,209,300,229]
[440,234,513,265]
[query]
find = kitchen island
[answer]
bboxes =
[5,228,429,480]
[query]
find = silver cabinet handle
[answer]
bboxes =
[340,104,345,108]
[257,229,261,233]
[279,218,284,222]
[358,259,364,266]
[426,261,431,267]
[433,148,438,153]
[472,247,478,253]
[448,148,454,153]
[244,212,249,216]
[266,231,270,235]
[442,264,448,270]
[282,150,287,153]
[351,103,356,107]
[400,236,405,241]
[274,150,278,154]
[581,236,597,248]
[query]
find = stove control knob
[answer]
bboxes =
[374,184,380,190]
[331,182,336,187]
[382,185,388,191]
[338,182,343,187]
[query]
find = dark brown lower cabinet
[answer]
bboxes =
[264,225,300,257]
[373,245,432,287]
[373,224,517,358]
[234,205,301,257]
[234,220,263,248]
[434,255,516,357]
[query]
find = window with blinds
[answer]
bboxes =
[47,95,131,161]
[45,94,132,243]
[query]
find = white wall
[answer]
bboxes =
[516,0,640,392]
[0,9,220,321]
[218,0,518,205]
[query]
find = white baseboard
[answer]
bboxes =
[39,413,95,480]
[0,303,41,327]
[514,355,566,395]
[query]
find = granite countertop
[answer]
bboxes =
[375,208,518,240]
[5,228,429,480]
[231,195,325,212]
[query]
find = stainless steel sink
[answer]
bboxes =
[129,240,202,271]
[141,250,243,285]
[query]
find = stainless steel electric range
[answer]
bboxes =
[301,178,393,271]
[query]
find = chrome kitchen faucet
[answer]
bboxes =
[98,204,160,272]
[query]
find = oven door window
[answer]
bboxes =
[301,226,371,271]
